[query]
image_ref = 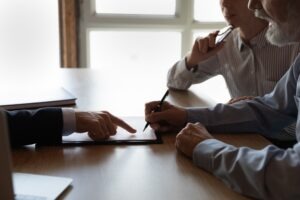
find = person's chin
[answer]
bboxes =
[225,18,238,27]
[268,22,273,28]
[266,26,289,47]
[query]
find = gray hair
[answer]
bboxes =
[254,1,300,46]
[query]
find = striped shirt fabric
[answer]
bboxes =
[167,28,300,98]
[167,28,300,141]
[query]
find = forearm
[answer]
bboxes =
[167,57,220,90]
[167,59,195,90]
[187,96,296,138]
[6,108,63,146]
[193,139,300,200]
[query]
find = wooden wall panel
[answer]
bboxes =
[59,0,80,68]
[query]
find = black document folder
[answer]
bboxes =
[62,116,162,145]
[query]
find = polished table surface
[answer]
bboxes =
[9,69,270,200]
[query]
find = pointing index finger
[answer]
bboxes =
[110,115,137,134]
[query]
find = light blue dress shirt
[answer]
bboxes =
[187,54,300,199]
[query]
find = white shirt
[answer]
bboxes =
[168,28,300,140]
[62,108,76,136]
[167,28,300,97]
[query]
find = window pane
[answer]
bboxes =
[193,30,215,41]
[90,31,180,70]
[194,0,224,22]
[96,0,176,15]
[89,30,180,82]
[0,0,59,72]
[89,31,180,115]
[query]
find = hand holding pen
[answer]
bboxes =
[144,95,187,133]
[143,90,169,132]
[185,25,233,70]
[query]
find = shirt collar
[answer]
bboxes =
[236,27,269,51]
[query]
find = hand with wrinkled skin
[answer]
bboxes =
[75,111,136,140]
[228,96,255,104]
[176,122,214,158]
[144,101,187,133]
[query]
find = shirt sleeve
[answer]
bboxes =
[62,108,76,136]
[186,55,300,138]
[167,55,220,90]
[189,55,300,199]
[6,108,63,146]
[193,139,300,200]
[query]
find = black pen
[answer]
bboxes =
[143,89,169,132]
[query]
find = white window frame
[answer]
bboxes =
[79,0,226,68]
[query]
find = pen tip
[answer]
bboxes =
[143,123,148,132]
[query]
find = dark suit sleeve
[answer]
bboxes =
[5,108,63,146]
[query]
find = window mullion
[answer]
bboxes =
[79,0,224,68]
[179,0,194,58]
[79,0,92,67]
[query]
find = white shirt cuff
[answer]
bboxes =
[177,59,190,74]
[175,59,195,77]
[62,108,76,136]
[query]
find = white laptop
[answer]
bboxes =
[0,110,72,200]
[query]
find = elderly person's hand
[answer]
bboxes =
[176,122,213,158]
[228,96,255,104]
[75,111,136,140]
[145,101,187,133]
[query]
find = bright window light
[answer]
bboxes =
[194,0,225,22]
[0,0,59,71]
[193,30,216,41]
[96,0,176,15]
[89,30,181,79]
